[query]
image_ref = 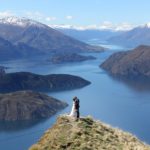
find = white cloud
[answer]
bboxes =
[0,11,15,18]
[46,17,56,21]
[23,11,57,22]
[24,11,44,20]
[49,22,135,31]
[115,22,135,31]
[0,11,136,31]
[66,15,73,20]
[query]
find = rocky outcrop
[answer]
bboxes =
[30,116,150,150]
[100,45,150,78]
[0,91,68,121]
[0,72,91,93]
[50,53,96,64]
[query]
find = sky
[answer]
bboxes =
[0,0,150,30]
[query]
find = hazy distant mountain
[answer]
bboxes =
[108,24,150,47]
[57,28,122,42]
[0,17,104,54]
[101,45,150,78]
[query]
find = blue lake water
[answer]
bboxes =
[0,44,150,150]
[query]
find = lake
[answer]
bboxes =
[0,43,150,150]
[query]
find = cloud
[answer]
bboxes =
[0,11,15,18]
[49,22,135,31]
[24,11,44,20]
[46,17,56,21]
[23,11,57,22]
[66,15,73,20]
[115,22,135,31]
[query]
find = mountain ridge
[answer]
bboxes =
[108,24,150,47]
[0,16,105,57]
[30,116,150,150]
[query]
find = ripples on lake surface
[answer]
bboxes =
[0,43,150,150]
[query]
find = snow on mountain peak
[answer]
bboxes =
[0,16,46,28]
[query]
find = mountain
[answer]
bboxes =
[49,53,96,64]
[100,45,150,78]
[0,72,91,93]
[0,36,44,61]
[0,91,68,121]
[30,116,150,150]
[57,28,122,42]
[108,24,150,47]
[0,36,21,60]
[0,17,105,54]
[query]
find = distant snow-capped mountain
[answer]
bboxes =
[56,28,123,42]
[108,23,150,48]
[0,16,46,28]
[0,16,105,61]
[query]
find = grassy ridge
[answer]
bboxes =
[30,116,150,150]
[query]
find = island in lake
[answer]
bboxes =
[0,72,91,93]
[50,53,96,64]
[100,45,150,79]
[0,91,68,121]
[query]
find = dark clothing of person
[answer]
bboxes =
[75,98,80,118]
[76,109,80,118]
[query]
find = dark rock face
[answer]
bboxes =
[50,53,96,64]
[0,72,91,93]
[100,45,150,78]
[0,91,68,121]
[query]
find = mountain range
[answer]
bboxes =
[108,24,150,47]
[0,17,104,61]
[56,23,150,48]
[57,28,122,42]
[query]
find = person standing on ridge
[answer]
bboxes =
[74,96,80,119]
[69,96,80,120]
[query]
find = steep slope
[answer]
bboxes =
[108,24,150,47]
[0,72,91,93]
[100,45,150,78]
[0,17,104,53]
[0,36,44,61]
[0,91,68,121]
[30,116,150,150]
[0,36,21,60]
